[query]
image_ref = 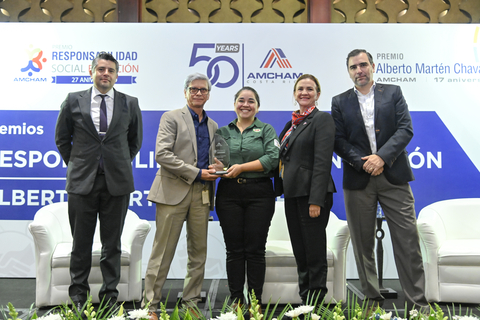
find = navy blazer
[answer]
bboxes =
[277,108,336,207]
[55,88,143,196]
[331,83,414,190]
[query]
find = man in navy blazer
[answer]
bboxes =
[55,52,143,309]
[331,49,427,308]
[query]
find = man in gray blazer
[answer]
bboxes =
[143,73,219,320]
[331,49,427,309]
[55,52,143,310]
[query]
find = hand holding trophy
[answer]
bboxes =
[213,133,230,174]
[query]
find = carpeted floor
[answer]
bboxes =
[1,278,479,319]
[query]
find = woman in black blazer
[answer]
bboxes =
[277,74,336,305]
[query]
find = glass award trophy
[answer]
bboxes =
[213,133,230,174]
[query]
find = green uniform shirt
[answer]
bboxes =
[216,118,280,179]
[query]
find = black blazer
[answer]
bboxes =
[55,88,143,196]
[276,108,336,207]
[331,83,414,190]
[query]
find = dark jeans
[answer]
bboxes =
[284,193,333,303]
[216,178,275,304]
[68,174,129,303]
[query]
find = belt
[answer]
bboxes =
[222,177,271,184]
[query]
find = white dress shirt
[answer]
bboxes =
[91,87,114,133]
[354,82,377,154]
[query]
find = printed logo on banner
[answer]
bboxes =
[21,45,47,77]
[50,50,138,85]
[189,43,240,89]
[13,46,139,85]
[246,47,302,85]
[189,44,302,87]
[13,45,49,82]
[260,48,292,68]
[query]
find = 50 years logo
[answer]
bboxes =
[189,43,240,88]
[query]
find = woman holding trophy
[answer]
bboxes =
[214,86,279,311]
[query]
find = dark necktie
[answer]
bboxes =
[99,94,108,134]
[98,94,107,172]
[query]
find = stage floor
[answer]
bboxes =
[1,278,479,319]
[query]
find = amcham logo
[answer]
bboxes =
[21,45,47,76]
[246,47,301,82]
[260,48,292,68]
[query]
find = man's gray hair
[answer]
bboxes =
[184,73,212,91]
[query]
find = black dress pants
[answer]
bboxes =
[68,174,129,303]
[284,193,333,303]
[216,178,275,304]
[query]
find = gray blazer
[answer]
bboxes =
[147,106,218,211]
[55,88,143,196]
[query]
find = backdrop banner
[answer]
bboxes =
[1,23,479,278]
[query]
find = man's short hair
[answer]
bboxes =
[346,49,374,67]
[92,52,119,72]
[184,73,212,92]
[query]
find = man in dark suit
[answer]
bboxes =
[55,52,143,310]
[331,49,427,308]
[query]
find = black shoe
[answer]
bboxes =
[104,298,118,311]
[72,300,87,320]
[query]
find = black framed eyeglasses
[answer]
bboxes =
[188,87,209,95]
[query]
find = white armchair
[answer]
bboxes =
[262,200,350,304]
[28,202,151,307]
[417,198,480,304]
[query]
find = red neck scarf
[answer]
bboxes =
[281,105,316,145]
